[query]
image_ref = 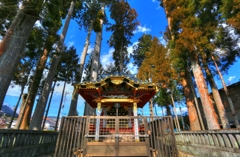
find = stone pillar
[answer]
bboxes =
[133,102,139,142]
[95,102,101,141]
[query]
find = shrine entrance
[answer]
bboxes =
[54,75,178,157]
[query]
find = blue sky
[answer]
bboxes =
[4,0,240,117]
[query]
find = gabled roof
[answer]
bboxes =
[74,75,158,108]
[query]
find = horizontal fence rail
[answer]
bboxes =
[54,116,178,157]
[175,129,240,157]
[0,129,58,157]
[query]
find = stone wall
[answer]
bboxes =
[0,129,58,157]
[175,130,240,157]
[218,81,240,123]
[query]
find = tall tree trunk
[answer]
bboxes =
[8,86,24,129]
[181,71,202,130]
[187,71,205,130]
[68,24,92,116]
[14,93,27,129]
[179,105,185,130]
[203,61,230,129]
[161,107,164,116]
[20,46,50,129]
[84,5,105,116]
[191,59,220,130]
[162,0,201,130]
[90,8,104,82]
[0,1,43,109]
[211,55,240,128]
[162,0,175,41]
[29,1,75,130]
[55,81,67,131]
[166,105,171,116]
[170,93,181,131]
[119,45,123,74]
[42,81,56,130]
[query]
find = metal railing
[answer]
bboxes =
[0,129,58,157]
[54,116,178,157]
[175,129,240,156]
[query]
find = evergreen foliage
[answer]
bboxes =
[131,34,153,67]
[107,0,139,73]
[0,0,19,36]
[56,46,80,84]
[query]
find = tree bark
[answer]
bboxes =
[90,8,104,82]
[162,0,201,130]
[14,93,27,129]
[191,59,220,130]
[8,86,24,129]
[187,71,205,130]
[42,81,56,130]
[84,5,105,116]
[161,107,164,116]
[20,46,50,129]
[181,71,201,130]
[161,0,174,40]
[68,24,92,116]
[179,106,185,130]
[119,45,123,74]
[0,2,43,109]
[170,93,181,131]
[166,105,171,116]
[29,1,75,130]
[211,55,240,128]
[203,62,230,129]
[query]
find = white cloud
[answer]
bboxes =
[54,81,74,96]
[228,76,236,82]
[6,84,28,97]
[127,41,138,56]
[133,25,151,34]
[87,45,94,54]
[151,0,161,9]
[67,41,74,48]
[100,48,114,68]
[127,62,138,74]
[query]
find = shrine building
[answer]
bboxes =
[74,74,158,118]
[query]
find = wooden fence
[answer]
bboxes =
[54,116,178,157]
[175,129,240,157]
[0,129,58,157]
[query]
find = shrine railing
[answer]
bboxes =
[54,116,178,157]
[0,129,58,157]
[175,129,240,157]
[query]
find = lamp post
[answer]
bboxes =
[114,103,120,116]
